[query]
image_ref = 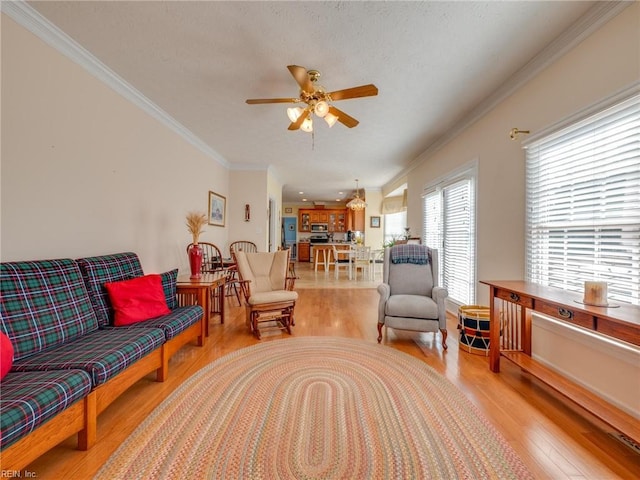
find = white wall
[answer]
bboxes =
[363,188,384,249]
[267,168,284,252]
[228,170,268,253]
[405,3,640,306]
[403,4,640,410]
[1,15,231,273]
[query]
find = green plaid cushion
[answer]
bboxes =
[0,259,99,361]
[1,369,92,450]
[160,269,178,310]
[105,305,202,340]
[76,253,144,327]
[11,327,165,386]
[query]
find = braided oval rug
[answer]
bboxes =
[96,337,532,479]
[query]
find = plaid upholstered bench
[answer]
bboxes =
[0,255,203,472]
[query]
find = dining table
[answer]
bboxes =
[330,244,383,280]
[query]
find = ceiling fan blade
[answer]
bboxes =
[288,106,312,131]
[246,98,299,104]
[287,65,314,93]
[328,84,378,101]
[328,106,359,128]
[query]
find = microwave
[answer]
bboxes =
[311,223,328,232]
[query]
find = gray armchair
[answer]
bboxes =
[377,245,448,348]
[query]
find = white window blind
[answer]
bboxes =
[424,192,442,269]
[423,171,476,305]
[525,93,640,305]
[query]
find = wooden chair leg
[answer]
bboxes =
[245,306,251,328]
[233,283,241,306]
[284,308,292,335]
[252,311,261,339]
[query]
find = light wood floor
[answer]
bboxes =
[23,261,640,479]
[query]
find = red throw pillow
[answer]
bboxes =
[1,332,14,380]
[105,274,171,326]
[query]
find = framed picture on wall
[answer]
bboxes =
[285,207,293,214]
[208,191,226,227]
[370,216,381,228]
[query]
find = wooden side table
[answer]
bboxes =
[481,280,640,444]
[176,272,227,337]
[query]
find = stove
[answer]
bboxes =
[310,234,329,244]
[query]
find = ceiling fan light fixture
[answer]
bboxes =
[246,65,378,133]
[324,112,338,128]
[287,107,303,122]
[314,100,329,117]
[301,116,313,133]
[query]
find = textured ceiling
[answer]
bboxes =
[26,1,598,203]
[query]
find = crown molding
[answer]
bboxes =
[229,163,269,172]
[385,0,632,191]
[2,0,230,169]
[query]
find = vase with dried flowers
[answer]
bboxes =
[186,211,207,279]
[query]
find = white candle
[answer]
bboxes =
[584,281,608,305]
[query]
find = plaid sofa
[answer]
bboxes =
[76,252,205,380]
[0,254,204,471]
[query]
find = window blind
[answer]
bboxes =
[424,190,442,284]
[381,193,406,214]
[423,170,476,305]
[525,94,640,305]
[443,179,475,305]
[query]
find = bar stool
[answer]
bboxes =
[314,246,328,272]
[325,247,334,271]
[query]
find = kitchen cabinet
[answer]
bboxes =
[299,208,347,231]
[328,210,347,232]
[310,211,329,223]
[298,242,310,262]
[347,208,365,232]
[299,211,311,232]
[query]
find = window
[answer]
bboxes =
[525,93,640,305]
[384,210,407,245]
[423,167,476,306]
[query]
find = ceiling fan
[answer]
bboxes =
[246,65,378,132]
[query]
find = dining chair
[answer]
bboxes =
[229,240,258,258]
[186,241,232,310]
[352,245,371,280]
[332,245,352,279]
[186,242,225,273]
[371,249,384,278]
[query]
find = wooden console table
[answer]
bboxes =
[481,280,639,443]
[177,272,227,337]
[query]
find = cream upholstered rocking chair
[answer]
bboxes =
[377,244,448,348]
[235,250,298,339]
